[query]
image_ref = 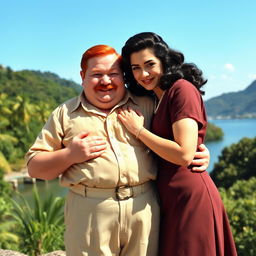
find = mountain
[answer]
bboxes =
[205,80,256,119]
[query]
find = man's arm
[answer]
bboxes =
[28,132,107,180]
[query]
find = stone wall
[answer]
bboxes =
[0,250,66,256]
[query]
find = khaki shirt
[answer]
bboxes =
[25,91,157,188]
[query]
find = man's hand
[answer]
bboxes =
[67,132,107,163]
[191,144,210,172]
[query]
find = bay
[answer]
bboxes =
[206,118,256,172]
[17,118,256,199]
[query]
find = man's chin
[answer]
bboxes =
[96,100,116,110]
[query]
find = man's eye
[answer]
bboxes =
[92,74,102,78]
[110,73,119,76]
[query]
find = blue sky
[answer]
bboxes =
[1,0,255,100]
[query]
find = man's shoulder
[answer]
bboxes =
[131,94,154,107]
[52,95,80,115]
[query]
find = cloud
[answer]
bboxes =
[221,74,232,80]
[248,74,256,80]
[224,63,235,72]
[208,74,217,80]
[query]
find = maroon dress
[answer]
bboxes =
[152,79,237,256]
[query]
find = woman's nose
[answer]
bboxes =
[141,69,150,77]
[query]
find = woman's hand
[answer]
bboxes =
[191,144,210,172]
[118,107,144,137]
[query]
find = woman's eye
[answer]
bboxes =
[148,62,155,67]
[131,66,140,71]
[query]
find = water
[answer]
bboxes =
[14,178,68,203]
[16,118,256,199]
[206,119,256,172]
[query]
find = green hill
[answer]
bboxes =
[205,80,256,119]
[0,65,82,169]
[0,65,82,106]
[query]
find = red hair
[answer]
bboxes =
[80,45,121,72]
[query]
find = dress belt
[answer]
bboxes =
[69,181,152,200]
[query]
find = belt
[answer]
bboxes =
[70,181,152,201]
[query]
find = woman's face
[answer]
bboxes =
[130,48,163,92]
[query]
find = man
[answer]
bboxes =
[26,45,209,256]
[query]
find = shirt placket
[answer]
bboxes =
[106,113,128,186]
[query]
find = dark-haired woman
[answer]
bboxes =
[118,32,237,256]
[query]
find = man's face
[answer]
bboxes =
[81,54,125,110]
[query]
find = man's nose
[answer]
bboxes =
[100,75,111,84]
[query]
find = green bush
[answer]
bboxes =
[11,185,65,255]
[220,178,256,256]
[205,122,224,142]
[211,137,256,188]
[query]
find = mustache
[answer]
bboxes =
[95,84,117,90]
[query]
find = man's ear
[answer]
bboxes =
[80,70,85,80]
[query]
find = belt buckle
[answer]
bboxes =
[115,185,133,200]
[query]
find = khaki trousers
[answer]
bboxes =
[64,182,160,256]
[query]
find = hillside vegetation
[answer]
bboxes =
[0,65,81,171]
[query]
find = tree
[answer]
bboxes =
[211,137,256,188]
[220,177,256,256]
[11,185,65,255]
[205,122,224,142]
[0,197,19,250]
[0,168,18,249]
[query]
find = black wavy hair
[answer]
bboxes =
[121,32,207,96]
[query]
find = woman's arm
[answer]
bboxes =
[118,108,198,166]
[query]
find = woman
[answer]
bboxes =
[118,32,237,256]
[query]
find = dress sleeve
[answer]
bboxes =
[168,79,205,129]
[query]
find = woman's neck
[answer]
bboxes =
[153,86,165,100]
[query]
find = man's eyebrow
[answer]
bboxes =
[90,68,102,72]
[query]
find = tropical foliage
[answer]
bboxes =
[0,168,18,249]
[211,137,256,188]
[0,65,81,172]
[220,177,256,256]
[11,186,65,255]
[205,122,224,142]
[210,137,256,255]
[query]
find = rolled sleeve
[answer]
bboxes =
[25,106,64,164]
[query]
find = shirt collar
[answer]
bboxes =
[70,90,139,115]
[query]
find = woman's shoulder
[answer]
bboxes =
[172,79,194,89]
[166,79,201,103]
[169,79,200,95]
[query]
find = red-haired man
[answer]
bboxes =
[26,45,209,256]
